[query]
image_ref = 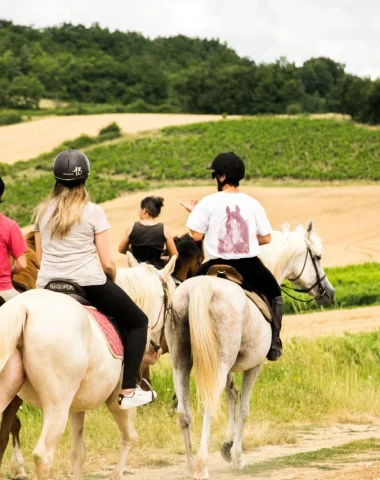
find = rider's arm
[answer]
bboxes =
[11,254,27,274]
[9,223,28,272]
[189,230,205,242]
[95,230,116,282]
[163,224,179,258]
[257,233,271,245]
[186,198,209,241]
[34,232,42,267]
[118,226,132,254]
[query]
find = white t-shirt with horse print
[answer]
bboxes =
[186,192,272,260]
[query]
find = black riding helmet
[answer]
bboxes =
[0,176,4,203]
[53,149,91,182]
[206,152,245,183]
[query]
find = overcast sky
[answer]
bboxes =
[2,0,379,78]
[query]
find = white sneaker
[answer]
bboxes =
[118,385,157,409]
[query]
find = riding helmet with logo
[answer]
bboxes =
[53,149,91,182]
[206,152,245,182]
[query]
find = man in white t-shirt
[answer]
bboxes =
[182,152,283,361]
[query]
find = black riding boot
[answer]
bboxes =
[267,296,283,361]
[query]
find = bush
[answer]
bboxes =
[99,122,121,136]
[0,113,22,126]
[124,99,153,113]
[286,103,302,115]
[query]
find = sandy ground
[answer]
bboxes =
[282,305,380,340]
[95,185,380,268]
[91,424,380,480]
[0,113,233,164]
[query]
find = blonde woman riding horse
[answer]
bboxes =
[0,150,176,480]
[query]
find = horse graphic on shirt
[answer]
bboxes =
[218,205,250,254]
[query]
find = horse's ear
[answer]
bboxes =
[306,220,313,238]
[226,206,231,214]
[281,223,290,233]
[162,255,176,278]
[126,251,139,268]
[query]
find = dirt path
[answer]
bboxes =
[282,305,380,340]
[97,185,380,268]
[93,424,380,480]
[0,113,234,164]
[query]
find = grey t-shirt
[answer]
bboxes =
[34,201,109,288]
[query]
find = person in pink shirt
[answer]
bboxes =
[0,177,27,301]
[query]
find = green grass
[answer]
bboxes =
[1,117,380,228]
[284,262,380,314]
[243,438,380,474]
[4,331,380,477]
[87,117,380,181]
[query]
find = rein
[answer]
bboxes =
[149,275,171,353]
[280,245,328,304]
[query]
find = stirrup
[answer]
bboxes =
[140,377,155,396]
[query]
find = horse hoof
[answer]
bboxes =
[221,441,233,463]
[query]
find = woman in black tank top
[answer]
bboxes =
[118,196,178,269]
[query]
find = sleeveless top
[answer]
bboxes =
[129,222,166,269]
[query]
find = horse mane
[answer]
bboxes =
[12,231,39,290]
[116,263,162,349]
[172,234,203,275]
[266,224,323,283]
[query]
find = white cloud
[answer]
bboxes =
[1,0,379,78]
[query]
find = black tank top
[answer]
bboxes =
[129,222,166,269]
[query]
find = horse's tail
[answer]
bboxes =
[188,278,221,417]
[0,300,27,373]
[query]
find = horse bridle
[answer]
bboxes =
[149,275,171,353]
[281,244,329,304]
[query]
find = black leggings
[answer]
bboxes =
[82,279,148,389]
[195,257,281,301]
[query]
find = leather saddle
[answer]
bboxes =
[45,280,123,358]
[206,265,273,322]
[45,279,94,307]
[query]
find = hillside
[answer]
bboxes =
[0,20,379,123]
[1,117,380,227]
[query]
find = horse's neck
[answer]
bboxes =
[259,231,300,284]
[174,262,189,283]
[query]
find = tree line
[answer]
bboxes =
[1,20,379,124]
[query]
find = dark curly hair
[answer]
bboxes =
[141,196,164,218]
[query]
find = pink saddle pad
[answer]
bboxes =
[84,306,124,359]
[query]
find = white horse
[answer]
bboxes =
[166,221,335,479]
[0,255,176,480]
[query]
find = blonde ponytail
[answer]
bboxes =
[33,181,89,238]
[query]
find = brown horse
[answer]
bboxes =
[0,231,38,478]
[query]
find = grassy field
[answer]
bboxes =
[283,262,380,314]
[4,331,380,476]
[89,117,380,181]
[1,117,380,227]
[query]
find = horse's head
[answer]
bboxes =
[173,234,204,280]
[288,220,335,306]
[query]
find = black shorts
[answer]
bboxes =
[195,256,281,300]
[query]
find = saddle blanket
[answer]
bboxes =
[84,306,124,359]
